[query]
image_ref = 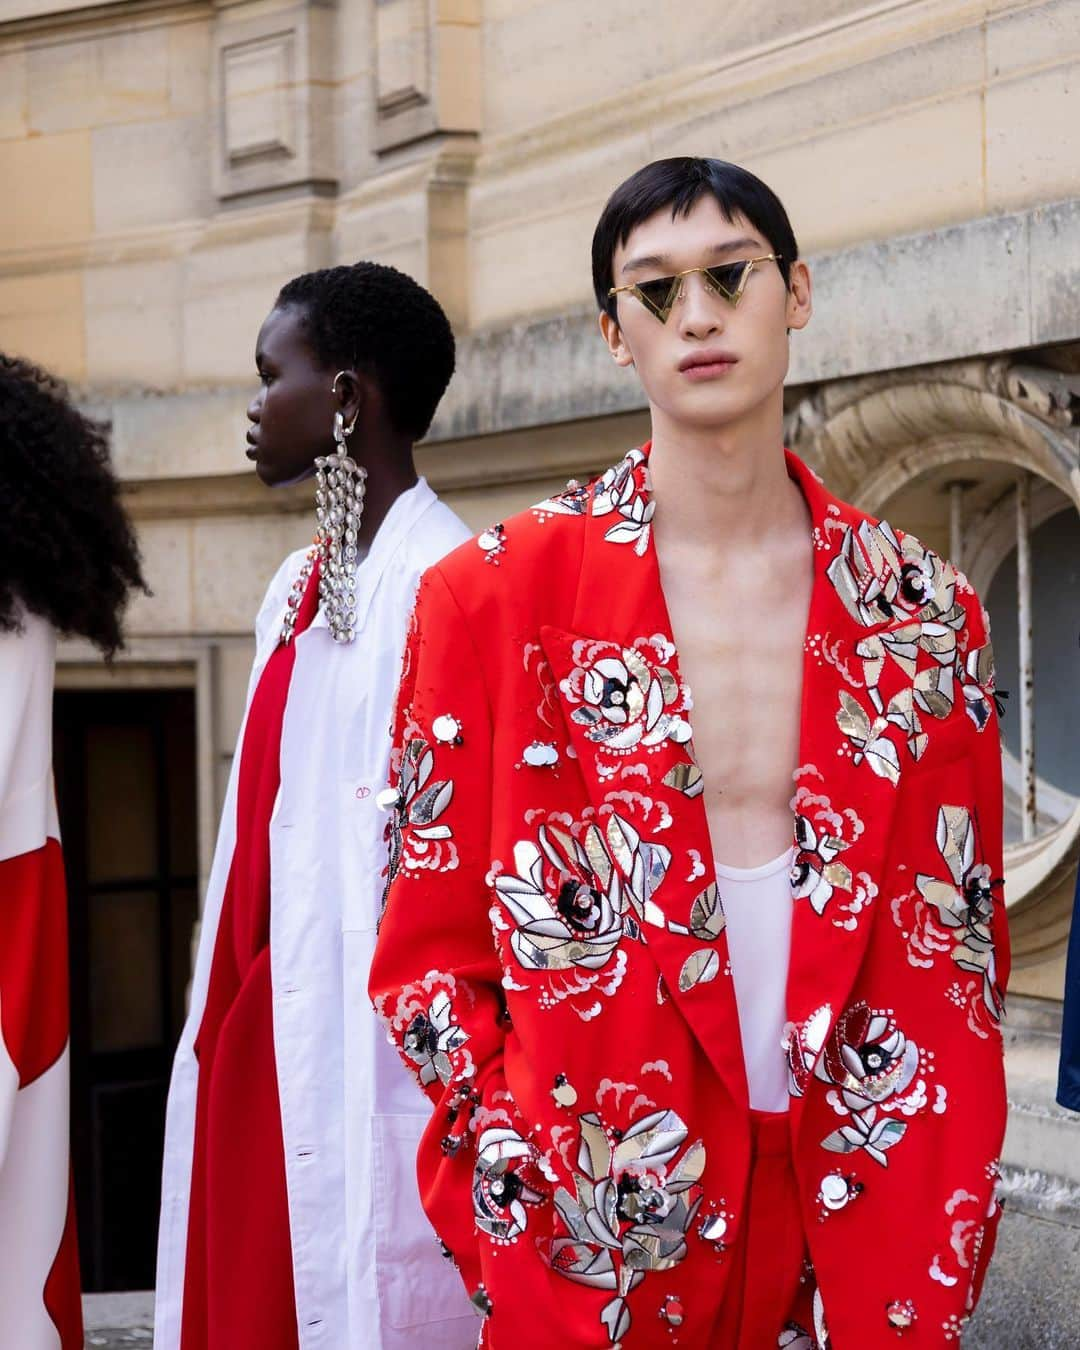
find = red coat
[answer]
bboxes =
[370,445,1008,1349]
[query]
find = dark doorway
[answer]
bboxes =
[53,687,198,1293]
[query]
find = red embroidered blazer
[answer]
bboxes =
[369,446,1008,1349]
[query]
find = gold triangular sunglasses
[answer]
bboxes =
[608,254,781,322]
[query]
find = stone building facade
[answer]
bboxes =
[1,0,1077,1332]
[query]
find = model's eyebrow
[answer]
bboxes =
[620,236,766,275]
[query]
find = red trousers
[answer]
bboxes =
[711,1110,814,1348]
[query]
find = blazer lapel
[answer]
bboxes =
[539,447,749,1112]
[782,459,904,1145]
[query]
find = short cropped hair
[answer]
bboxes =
[592,157,799,318]
[276,262,455,441]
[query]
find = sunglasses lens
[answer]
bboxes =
[704,260,751,301]
[635,276,677,319]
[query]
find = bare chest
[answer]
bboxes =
[663,563,813,866]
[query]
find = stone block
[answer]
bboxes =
[181,220,323,382]
[98,26,171,121]
[334,187,428,277]
[25,25,169,135]
[790,210,1032,384]
[124,518,194,637]
[482,0,660,141]
[105,388,250,482]
[338,66,378,191]
[190,513,310,633]
[985,61,1080,215]
[468,132,650,326]
[0,129,93,249]
[168,16,213,117]
[986,0,1080,80]
[83,257,184,389]
[433,17,482,130]
[25,36,97,135]
[0,45,28,140]
[754,94,985,257]
[91,114,212,233]
[655,24,984,180]
[0,270,86,381]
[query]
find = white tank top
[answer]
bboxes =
[713,847,795,1113]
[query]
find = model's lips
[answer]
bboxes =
[245,429,259,459]
[678,349,738,377]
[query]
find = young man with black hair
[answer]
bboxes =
[156,262,474,1350]
[370,160,1008,1347]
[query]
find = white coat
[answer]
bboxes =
[155,479,476,1350]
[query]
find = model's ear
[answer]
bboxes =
[786,260,813,334]
[332,368,365,432]
[599,310,635,368]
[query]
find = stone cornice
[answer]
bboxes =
[0,0,208,42]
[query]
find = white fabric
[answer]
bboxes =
[155,479,476,1350]
[0,613,67,1350]
[713,848,796,1113]
[0,1038,68,1350]
[0,611,60,864]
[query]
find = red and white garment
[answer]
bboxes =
[0,609,82,1350]
[156,479,476,1350]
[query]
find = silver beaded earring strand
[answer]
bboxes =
[280,372,368,646]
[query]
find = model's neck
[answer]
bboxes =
[356,446,419,557]
[647,393,799,549]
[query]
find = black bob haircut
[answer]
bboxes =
[592,157,799,319]
[276,261,455,441]
[0,353,147,657]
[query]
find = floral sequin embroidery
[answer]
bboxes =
[827,521,985,782]
[376,971,474,1089]
[558,636,691,770]
[494,812,671,976]
[592,447,655,555]
[548,1106,705,1345]
[914,806,1005,1024]
[787,1002,940,1167]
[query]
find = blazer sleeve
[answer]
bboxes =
[965,588,1011,1310]
[369,563,532,1315]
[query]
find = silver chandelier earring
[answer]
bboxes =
[279,372,368,646]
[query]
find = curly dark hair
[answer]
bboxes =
[276,262,455,440]
[0,354,147,657]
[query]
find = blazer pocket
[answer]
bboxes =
[372,1113,472,1329]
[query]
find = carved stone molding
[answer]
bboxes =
[375,0,481,154]
[789,361,1080,515]
[212,1,337,202]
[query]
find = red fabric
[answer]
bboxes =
[712,1112,811,1347]
[0,839,84,1349]
[371,445,1010,1347]
[181,563,320,1350]
[0,841,71,1085]
[44,1173,84,1349]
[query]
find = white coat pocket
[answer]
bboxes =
[371,1113,475,1333]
